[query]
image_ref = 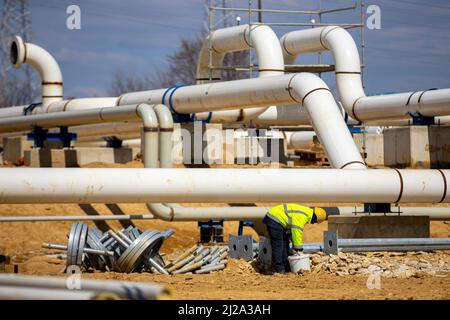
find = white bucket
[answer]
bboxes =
[288,254,311,273]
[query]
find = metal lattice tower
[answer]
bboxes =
[0,0,34,106]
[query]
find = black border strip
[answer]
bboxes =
[393,169,404,203]
[339,161,366,169]
[437,169,447,203]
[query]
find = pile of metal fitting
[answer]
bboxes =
[42,222,174,274]
[166,245,229,274]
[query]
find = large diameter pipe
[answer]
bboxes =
[280,26,450,121]
[284,131,316,149]
[354,89,450,121]
[196,24,285,122]
[119,73,365,169]
[0,168,448,204]
[0,103,153,133]
[2,206,447,223]
[0,98,120,119]
[1,73,364,169]
[10,36,63,108]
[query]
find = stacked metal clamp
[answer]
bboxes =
[42,222,174,274]
[166,245,229,274]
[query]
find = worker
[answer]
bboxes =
[263,203,328,274]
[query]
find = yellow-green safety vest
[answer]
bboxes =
[267,203,314,250]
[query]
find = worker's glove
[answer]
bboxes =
[294,247,304,254]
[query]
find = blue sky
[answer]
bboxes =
[10,0,450,98]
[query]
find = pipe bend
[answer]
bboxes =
[146,203,175,221]
[289,73,366,170]
[196,24,284,122]
[152,104,174,129]
[10,36,63,108]
[136,103,159,130]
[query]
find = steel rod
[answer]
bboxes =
[0,214,155,222]
[41,243,114,256]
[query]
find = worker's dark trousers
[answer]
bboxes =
[263,215,290,273]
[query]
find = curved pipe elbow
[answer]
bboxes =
[280,27,366,119]
[197,25,284,122]
[10,36,63,107]
[136,104,159,168]
[289,73,366,170]
[146,203,175,221]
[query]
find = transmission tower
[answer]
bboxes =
[0,0,34,106]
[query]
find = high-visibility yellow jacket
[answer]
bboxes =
[267,203,314,250]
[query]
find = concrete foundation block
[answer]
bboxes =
[24,147,135,167]
[353,133,384,167]
[428,125,450,168]
[76,147,134,165]
[384,125,450,169]
[24,149,79,168]
[328,216,430,239]
[2,136,33,165]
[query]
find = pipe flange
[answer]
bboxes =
[66,222,89,268]
[116,231,164,273]
[10,36,26,68]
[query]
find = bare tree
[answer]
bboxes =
[107,70,153,96]
[147,34,249,89]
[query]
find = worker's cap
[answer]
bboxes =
[314,207,327,223]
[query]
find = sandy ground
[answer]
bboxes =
[1,161,450,299]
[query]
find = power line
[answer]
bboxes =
[31,2,200,32]
[381,0,450,11]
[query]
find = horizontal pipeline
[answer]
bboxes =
[0,209,448,224]
[0,168,448,204]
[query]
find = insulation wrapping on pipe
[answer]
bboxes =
[0,168,447,204]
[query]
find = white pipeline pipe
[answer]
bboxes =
[71,122,141,142]
[0,103,150,133]
[280,26,450,122]
[45,97,119,113]
[10,36,63,108]
[119,73,365,169]
[0,168,448,204]
[284,131,317,150]
[196,24,285,122]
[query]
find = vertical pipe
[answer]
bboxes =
[152,104,174,168]
[136,104,159,168]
